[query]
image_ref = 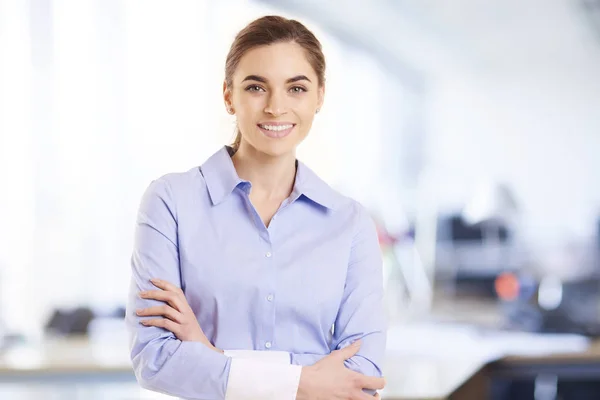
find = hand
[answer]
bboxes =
[137,278,221,353]
[296,340,385,400]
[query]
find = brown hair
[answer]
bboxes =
[225,15,326,151]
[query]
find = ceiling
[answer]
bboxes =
[260,0,600,80]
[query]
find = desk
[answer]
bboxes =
[382,337,600,400]
[490,340,600,383]
[0,336,488,400]
[0,337,154,399]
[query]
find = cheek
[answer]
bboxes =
[294,96,318,118]
[297,104,317,125]
[235,96,265,121]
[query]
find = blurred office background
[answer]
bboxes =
[1,0,600,399]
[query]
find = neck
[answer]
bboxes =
[231,141,296,200]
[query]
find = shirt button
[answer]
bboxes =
[265,252,272,258]
[267,294,274,302]
[265,341,272,349]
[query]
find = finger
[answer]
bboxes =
[139,290,184,312]
[358,375,386,391]
[140,318,180,334]
[150,278,184,296]
[374,393,381,399]
[357,392,377,400]
[330,340,361,361]
[136,305,183,323]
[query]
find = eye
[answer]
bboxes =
[289,86,307,93]
[245,85,265,92]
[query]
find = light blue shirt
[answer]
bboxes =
[126,146,386,399]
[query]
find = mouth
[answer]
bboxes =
[257,123,296,138]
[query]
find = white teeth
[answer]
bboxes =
[260,124,293,132]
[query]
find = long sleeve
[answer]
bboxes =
[126,178,301,400]
[218,352,325,367]
[290,353,327,366]
[332,205,386,380]
[126,178,232,399]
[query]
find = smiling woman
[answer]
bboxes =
[126,15,386,400]
[227,55,322,158]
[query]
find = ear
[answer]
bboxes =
[223,80,234,113]
[316,84,325,112]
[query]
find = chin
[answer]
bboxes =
[250,132,302,158]
[254,142,297,158]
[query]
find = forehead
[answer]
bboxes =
[234,42,317,82]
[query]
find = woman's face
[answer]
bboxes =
[224,41,324,158]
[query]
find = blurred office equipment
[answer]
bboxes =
[494,219,600,336]
[501,275,600,336]
[435,213,515,297]
[43,306,125,337]
[44,307,94,336]
[435,182,521,298]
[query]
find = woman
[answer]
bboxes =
[126,15,386,400]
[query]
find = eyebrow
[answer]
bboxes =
[242,75,312,84]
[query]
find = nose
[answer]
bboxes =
[264,91,287,116]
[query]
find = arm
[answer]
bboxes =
[126,178,301,400]
[290,353,327,366]
[332,204,386,382]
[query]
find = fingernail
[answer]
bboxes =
[135,309,142,314]
[139,291,147,298]
[351,340,361,347]
[150,278,159,283]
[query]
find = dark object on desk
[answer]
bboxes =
[436,213,515,298]
[45,307,94,335]
[492,379,600,400]
[503,277,600,336]
[44,305,127,336]
[445,214,511,242]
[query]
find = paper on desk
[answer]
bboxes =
[478,329,591,357]
[386,322,591,362]
[386,323,505,363]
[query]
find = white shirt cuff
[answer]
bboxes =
[224,350,301,400]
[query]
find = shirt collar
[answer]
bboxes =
[201,146,340,210]
[200,146,244,206]
[293,160,340,210]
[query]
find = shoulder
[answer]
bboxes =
[340,196,378,236]
[150,167,205,195]
[298,162,375,232]
[139,167,206,213]
[314,180,376,238]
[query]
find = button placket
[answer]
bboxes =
[262,240,275,350]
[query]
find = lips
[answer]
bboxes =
[257,123,296,138]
